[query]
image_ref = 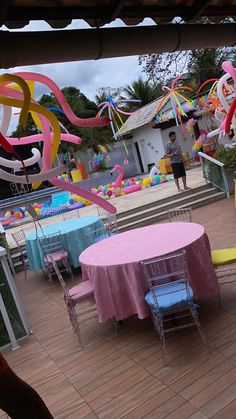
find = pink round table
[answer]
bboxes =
[79,223,219,322]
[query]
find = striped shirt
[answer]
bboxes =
[165,141,183,164]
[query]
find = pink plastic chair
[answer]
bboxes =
[51,259,94,347]
[38,231,73,285]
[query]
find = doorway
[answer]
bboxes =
[134,141,144,173]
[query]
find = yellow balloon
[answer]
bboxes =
[8,80,42,131]
[0,74,31,128]
[0,94,60,189]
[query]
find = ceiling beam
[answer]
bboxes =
[3,5,236,25]
[0,23,235,69]
[0,0,11,26]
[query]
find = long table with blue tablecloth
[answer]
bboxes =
[26,216,103,270]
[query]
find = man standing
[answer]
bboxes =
[165,131,190,192]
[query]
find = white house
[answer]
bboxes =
[118,98,212,174]
[77,97,220,178]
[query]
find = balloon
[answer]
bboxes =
[0,148,40,169]
[0,73,117,214]
[7,132,82,146]
[0,104,11,135]
[14,72,109,128]
[0,165,65,184]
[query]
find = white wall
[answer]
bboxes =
[129,124,165,173]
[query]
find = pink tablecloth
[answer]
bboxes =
[79,222,219,322]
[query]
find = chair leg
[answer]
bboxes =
[46,264,54,288]
[63,257,74,279]
[217,290,222,308]
[190,306,211,354]
[22,260,27,281]
[153,313,167,365]
[159,318,167,365]
[67,303,82,347]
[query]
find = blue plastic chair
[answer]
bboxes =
[141,250,210,364]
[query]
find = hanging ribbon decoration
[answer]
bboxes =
[156,75,194,136]
[96,97,141,160]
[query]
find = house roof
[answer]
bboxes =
[119,97,164,135]
[2,1,236,29]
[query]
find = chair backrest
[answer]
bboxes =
[140,250,191,309]
[168,207,192,222]
[12,230,26,248]
[50,258,66,289]
[38,231,64,256]
[97,207,117,233]
[26,204,40,221]
[86,227,110,246]
[63,210,80,221]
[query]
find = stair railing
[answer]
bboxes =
[198,151,230,198]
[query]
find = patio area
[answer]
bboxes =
[1,196,236,419]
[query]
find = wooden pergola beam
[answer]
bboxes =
[0,23,235,69]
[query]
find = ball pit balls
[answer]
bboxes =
[142,178,151,187]
[154,175,161,183]
[161,174,166,179]
[35,208,41,215]
[69,198,75,205]
[14,212,22,218]
[107,190,113,197]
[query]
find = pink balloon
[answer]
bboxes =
[7,133,82,146]
[0,81,117,214]
[14,72,110,128]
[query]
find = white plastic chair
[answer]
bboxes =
[168,207,192,222]
[51,259,94,347]
[97,207,117,234]
[11,230,28,281]
[141,250,210,364]
[86,227,111,247]
[63,210,80,221]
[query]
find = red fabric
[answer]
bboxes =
[0,353,8,375]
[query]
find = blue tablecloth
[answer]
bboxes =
[26,216,103,271]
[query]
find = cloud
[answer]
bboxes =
[0,18,154,133]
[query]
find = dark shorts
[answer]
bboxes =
[171,162,186,179]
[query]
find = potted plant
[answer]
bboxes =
[215,146,236,195]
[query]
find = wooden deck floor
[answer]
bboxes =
[1,197,236,418]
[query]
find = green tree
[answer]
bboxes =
[95,87,122,105]
[11,113,38,138]
[121,77,161,110]
[11,86,114,153]
[139,48,236,89]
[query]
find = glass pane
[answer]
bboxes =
[0,266,26,347]
[200,157,229,194]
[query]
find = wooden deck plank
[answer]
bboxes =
[1,197,236,418]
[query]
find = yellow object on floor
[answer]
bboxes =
[159,158,172,174]
[211,248,236,266]
[158,153,190,174]
[71,169,83,182]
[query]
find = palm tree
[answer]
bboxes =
[122,77,161,110]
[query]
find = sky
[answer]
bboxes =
[0,18,155,101]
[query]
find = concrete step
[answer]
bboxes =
[116,184,214,219]
[117,190,226,232]
[117,186,220,227]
